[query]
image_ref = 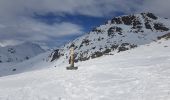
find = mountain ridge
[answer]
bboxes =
[0,42,45,63]
[50,12,170,63]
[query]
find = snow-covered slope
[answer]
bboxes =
[0,51,52,77]
[0,37,170,100]
[50,12,170,63]
[0,42,45,63]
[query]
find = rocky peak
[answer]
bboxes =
[50,12,170,63]
[108,12,169,32]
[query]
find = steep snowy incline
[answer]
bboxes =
[50,12,170,64]
[0,39,170,100]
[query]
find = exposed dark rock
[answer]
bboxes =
[118,46,129,52]
[154,23,169,31]
[122,15,135,25]
[136,26,142,29]
[98,37,101,41]
[99,48,103,51]
[108,27,122,36]
[81,39,90,46]
[92,47,96,50]
[141,13,147,18]
[146,13,157,20]
[92,28,102,33]
[141,13,154,31]
[51,49,61,62]
[133,19,142,27]
[70,43,75,48]
[74,46,78,50]
[79,44,83,49]
[79,39,90,49]
[118,33,123,35]
[158,33,170,40]
[12,69,16,71]
[118,43,137,52]
[25,56,29,60]
[132,18,143,33]
[111,44,119,50]
[91,51,103,59]
[121,43,130,46]
[103,49,111,54]
[130,44,137,48]
[145,22,152,30]
[111,17,122,24]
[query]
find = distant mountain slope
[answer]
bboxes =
[0,51,52,77]
[0,42,45,63]
[50,12,170,63]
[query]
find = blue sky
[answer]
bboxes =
[33,13,112,32]
[0,0,170,49]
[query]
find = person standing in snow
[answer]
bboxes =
[67,44,78,70]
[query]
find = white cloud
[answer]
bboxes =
[0,0,169,20]
[0,18,83,42]
[0,0,140,18]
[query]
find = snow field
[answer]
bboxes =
[0,39,170,100]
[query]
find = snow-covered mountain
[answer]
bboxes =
[50,12,170,63]
[0,42,45,63]
[0,35,170,100]
[0,12,170,100]
[1,12,170,77]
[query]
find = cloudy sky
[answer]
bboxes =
[0,0,169,49]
